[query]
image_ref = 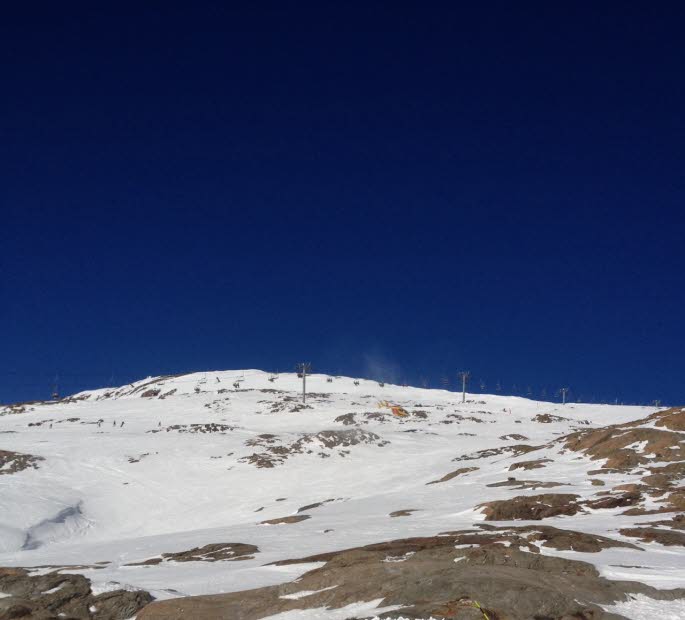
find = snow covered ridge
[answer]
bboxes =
[0,370,683,619]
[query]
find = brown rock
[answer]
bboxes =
[137,532,679,620]
[260,515,310,525]
[479,494,582,520]
[509,458,552,471]
[426,467,478,485]
[0,450,43,476]
[619,527,685,547]
[584,492,641,510]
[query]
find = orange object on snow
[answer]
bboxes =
[390,405,409,417]
[377,400,409,418]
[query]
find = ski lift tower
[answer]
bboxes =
[458,370,470,403]
[296,363,311,404]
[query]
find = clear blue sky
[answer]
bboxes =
[2,3,683,405]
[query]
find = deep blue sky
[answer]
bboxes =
[2,3,684,405]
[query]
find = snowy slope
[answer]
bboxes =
[0,370,683,617]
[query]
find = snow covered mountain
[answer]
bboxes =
[1,370,684,620]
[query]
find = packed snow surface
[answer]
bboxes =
[602,594,685,620]
[0,369,682,615]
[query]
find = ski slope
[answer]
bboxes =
[0,370,683,618]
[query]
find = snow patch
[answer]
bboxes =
[602,594,685,620]
[260,599,404,620]
[280,585,339,600]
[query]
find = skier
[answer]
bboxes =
[113,420,116,427]
[120,421,124,428]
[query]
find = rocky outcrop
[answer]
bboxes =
[563,409,685,470]
[0,450,43,475]
[137,531,684,620]
[454,445,542,462]
[508,458,552,471]
[427,466,478,485]
[619,527,685,547]
[0,568,152,620]
[479,494,583,520]
[486,478,566,490]
[148,423,235,434]
[260,515,310,525]
[125,543,258,566]
[240,429,388,468]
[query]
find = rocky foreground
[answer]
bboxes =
[0,372,683,619]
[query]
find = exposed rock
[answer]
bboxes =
[0,450,43,475]
[619,527,685,547]
[563,422,685,470]
[126,543,258,566]
[427,467,478,485]
[642,462,685,488]
[334,413,356,425]
[137,532,683,620]
[260,515,311,525]
[509,458,552,471]
[297,499,338,513]
[642,514,685,530]
[624,407,685,432]
[443,524,641,553]
[149,423,235,434]
[91,589,155,619]
[140,389,161,398]
[479,494,583,520]
[389,509,419,517]
[500,525,640,553]
[240,429,388,468]
[585,492,642,510]
[533,413,571,423]
[486,479,566,490]
[0,569,152,620]
[499,434,528,441]
[454,445,541,462]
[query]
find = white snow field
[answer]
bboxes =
[0,370,683,619]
